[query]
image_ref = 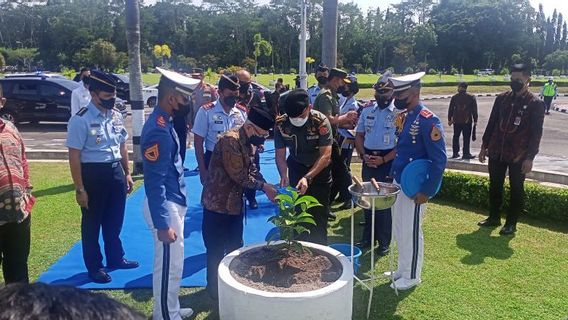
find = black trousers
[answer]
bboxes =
[330,140,352,203]
[288,157,331,245]
[204,150,212,169]
[0,215,31,284]
[361,148,392,249]
[81,163,126,273]
[173,114,188,165]
[452,123,472,157]
[543,96,553,112]
[488,158,526,226]
[202,208,244,299]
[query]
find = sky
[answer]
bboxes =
[146,0,568,19]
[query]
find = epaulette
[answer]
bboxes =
[420,108,433,119]
[235,103,247,113]
[76,107,88,116]
[156,115,167,128]
[276,114,288,125]
[362,100,374,108]
[202,102,215,110]
[310,110,325,125]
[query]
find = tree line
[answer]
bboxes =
[1,0,568,75]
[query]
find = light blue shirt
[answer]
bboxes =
[66,102,128,163]
[340,96,358,115]
[307,85,322,105]
[191,100,247,151]
[356,102,396,150]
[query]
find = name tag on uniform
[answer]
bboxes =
[383,133,390,145]
[306,135,320,140]
[90,123,101,128]
[214,120,223,124]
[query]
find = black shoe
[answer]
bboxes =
[107,259,139,270]
[355,240,372,249]
[499,224,517,235]
[249,199,258,210]
[88,269,112,283]
[327,211,337,221]
[462,154,475,160]
[451,154,460,159]
[477,218,501,227]
[376,247,390,257]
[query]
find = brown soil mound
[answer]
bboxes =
[230,244,343,293]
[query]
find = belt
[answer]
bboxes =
[364,148,394,156]
[81,161,121,168]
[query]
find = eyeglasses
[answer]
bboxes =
[253,126,269,138]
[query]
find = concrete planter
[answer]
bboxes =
[218,241,354,320]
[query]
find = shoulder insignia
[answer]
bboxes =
[319,124,329,136]
[420,109,433,119]
[203,102,215,110]
[144,143,160,162]
[156,115,166,128]
[276,114,288,124]
[431,124,442,142]
[395,111,407,135]
[235,103,247,113]
[363,101,374,108]
[77,107,88,116]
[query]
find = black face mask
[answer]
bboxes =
[317,76,327,86]
[249,135,265,146]
[99,97,116,110]
[174,102,191,117]
[341,91,351,97]
[394,97,409,110]
[510,80,525,93]
[337,86,346,95]
[375,95,391,109]
[223,95,238,107]
[458,89,466,94]
[239,82,251,95]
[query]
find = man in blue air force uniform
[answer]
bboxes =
[67,69,138,284]
[141,67,200,320]
[387,72,447,291]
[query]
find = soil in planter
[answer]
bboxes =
[229,244,343,293]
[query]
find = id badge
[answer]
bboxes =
[514,116,521,126]
[365,117,375,127]
[383,133,390,145]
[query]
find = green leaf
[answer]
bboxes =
[294,195,321,206]
[275,194,293,204]
[296,217,316,225]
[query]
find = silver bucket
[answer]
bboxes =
[348,182,401,210]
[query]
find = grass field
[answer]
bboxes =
[1,162,567,319]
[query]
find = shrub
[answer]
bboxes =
[428,68,438,75]
[405,66,414,74]
[450,67,459,75]
[289,68,297,74]
[473,69,480,75]
[500,67,510,75]
[437,171,568,222]
[552,69,562,76]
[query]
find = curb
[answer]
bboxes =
[26,150,134,161]
[553,105,568,113]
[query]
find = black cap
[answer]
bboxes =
[328,68,351,83]
[316,63,329,73]
[88,70,116,93]
[248,107,275,131]
[511,63,531,76]
[284,89,310,118]
[458,81,468,88]
[218,74,240,91]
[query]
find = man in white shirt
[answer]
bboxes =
[71,68,91,116]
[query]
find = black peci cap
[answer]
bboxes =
[284,89,310,118]
[248,106,275,131]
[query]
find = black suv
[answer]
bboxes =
[110,73,131,103]
[0,76,79,124]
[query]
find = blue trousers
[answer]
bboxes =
[360,149,393,250]
[80,162,126,273]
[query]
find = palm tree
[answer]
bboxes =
[125,0,145,174]
[322,0,338,68]
[253,33,272,76]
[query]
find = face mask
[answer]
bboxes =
[290,116,308,127]
[99,96,116,110]
[375,96,391,109]
[341,91,351,98]
[337,86,346,95]
[458,89,466,94]
[239,82,251,95]
[394,97,409,110]
[249,135,265,146]
[223,95,238,107]
[317,76,327,86]
[510,80,524,93]
[174,102,191,117]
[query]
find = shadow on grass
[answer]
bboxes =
[33,184,74,197]
[456,228,514,265]
[180,288,219,320]
[433,199,568,234]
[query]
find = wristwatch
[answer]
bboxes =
[304,175,314,185]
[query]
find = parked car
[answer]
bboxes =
[110,73,131,103]
[479,68,495,76]
[0,76,127,124]
[142,84,158,107]
[5,72,67,79]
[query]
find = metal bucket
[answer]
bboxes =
[348,182,401,210]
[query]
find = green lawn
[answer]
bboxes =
[2,163,567,319]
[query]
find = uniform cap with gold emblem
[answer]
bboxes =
[328,68,351,84]
[88,70,117,93]
[390,71,426,92]
[373,71,393,92]
[157,67,200,97]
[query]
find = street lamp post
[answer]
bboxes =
[299,0,308,90]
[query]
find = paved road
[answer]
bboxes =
[17,96,568,172]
